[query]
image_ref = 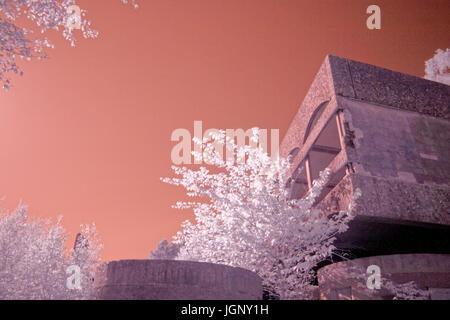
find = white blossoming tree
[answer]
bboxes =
[149,238,181,260]
[159,129,358,299]
[0,0,138,90]
[424,48,450,86]
[0,202,102,299]
[157,129,430,300]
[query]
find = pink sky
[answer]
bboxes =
[0,0,448,260]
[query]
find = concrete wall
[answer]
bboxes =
[281,54,450,160]
[282,54,450,263]
[282,55,450,227]
[94,260,263,300]
[337,97,450,225]
[316,169,450,227]
[317,254,450,300]
[343,98,450,185]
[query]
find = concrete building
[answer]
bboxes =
[94,55,449,300]
[280,55,450,299]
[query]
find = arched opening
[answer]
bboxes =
[290,101,346,202]
[303,100,329,143]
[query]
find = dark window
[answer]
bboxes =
[290,102,346,202]
[289,163,309,199]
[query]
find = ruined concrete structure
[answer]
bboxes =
[280,55,450,299]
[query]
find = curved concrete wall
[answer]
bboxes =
[94,259,262,300]
[317,254,450,300]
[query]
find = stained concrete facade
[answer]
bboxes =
[281,55,450,299]
[94,260,263,300]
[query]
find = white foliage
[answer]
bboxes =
[161,129,429,300]
[384,280,429,300]
[424,48,450,86]
[161,129,357,299]
[349,265,430,300]
[149,239,181,260]
[0,203,102,299]
[0,0,138,90]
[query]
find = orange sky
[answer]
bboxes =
[0,0,448,261]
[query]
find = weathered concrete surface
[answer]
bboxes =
[317,174,450,226]
[281,55,450,279]
[317,254,450,300]
[94,260,262,300]
[342,97,450,186]
[343,58,450,119]
[326,55,450,118]
[281,54,450,160]
[282,55,450,228]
